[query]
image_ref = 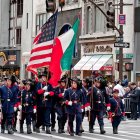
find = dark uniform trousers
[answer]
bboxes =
[36,106,51,128]
[68,113,82,134]
[90,110,104,126]
[2,113,14,126]
[112,116,122,128]
[20,112,32,125]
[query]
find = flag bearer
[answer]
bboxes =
[35,70,55,134]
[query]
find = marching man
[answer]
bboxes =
[0,75,18,134]
[108,89,125,134]
[17,80,36,134]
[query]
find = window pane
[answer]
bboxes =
[86,6,92,34]
[95,5,104,32]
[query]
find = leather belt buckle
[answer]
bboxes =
[7,99,10,101]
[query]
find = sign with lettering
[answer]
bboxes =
[84,44,113,54]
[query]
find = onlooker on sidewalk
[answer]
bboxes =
[122,75,129,87]
[129,82,140,120]
[137,81,140,119]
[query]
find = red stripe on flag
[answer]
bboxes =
[31,45,52,54]
[29,54,52,61]
[27,62,50,69]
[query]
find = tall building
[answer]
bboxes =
[0,0,21,78]
[73,0,135,81]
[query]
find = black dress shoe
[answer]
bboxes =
[76,132,82,136]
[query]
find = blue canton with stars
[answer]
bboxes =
[37,10,58,44]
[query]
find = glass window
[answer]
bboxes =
[66,0,78,5]
[16,28,21,44]
[86,6,92,34]
[95,5,104,32]
[36,13,48,35]
[17,0,23,17]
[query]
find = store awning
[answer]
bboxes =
[81,55,102,70]
[72,55,92,70]
[91,55,112,70]
[72,54,112,71]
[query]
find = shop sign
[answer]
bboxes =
[8,55,16,61]
[0,52,7,66]
[100,66,113,71]
[84,44,113,54]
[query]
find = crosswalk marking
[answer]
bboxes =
[35,132,76,140]
[64,133,103,140]
[14,133,44,140]
[0,136,14,140]
[84,132,129,140]
[119,134,140,139]
[119,131,140,136]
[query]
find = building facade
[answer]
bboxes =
[73,0,135,81]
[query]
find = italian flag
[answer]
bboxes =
[49,19,80,87]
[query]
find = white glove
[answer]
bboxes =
[44,92,49,96]
[14,107,17,112]
[18,105,22,110]
[68,101,72,106]
[81,108,84,112]
[33,109,37,114]
[87,106,91,111]
[107,106,111,111]
[42,86,48,90]
[85,107,88,112]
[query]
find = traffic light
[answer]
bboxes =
[106,8,115,29]
[46,0,56,13]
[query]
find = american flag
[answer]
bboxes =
[27,10,58,75]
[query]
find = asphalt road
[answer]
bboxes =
[0,117,140,140]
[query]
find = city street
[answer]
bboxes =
[0,117,140,140]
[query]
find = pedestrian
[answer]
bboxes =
[108,89,125,134]
[129,82,140,120]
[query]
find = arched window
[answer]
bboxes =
[86,6,92,34]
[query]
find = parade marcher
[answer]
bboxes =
[87,76,110,134]
[35,70,55,134]
[108,89,125,134]
[55,77,67,134]
[129,82,140,120]
[64,77,84,136]
[17,80,36,134]
[80,78,91,133]
[0,75,18,134]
